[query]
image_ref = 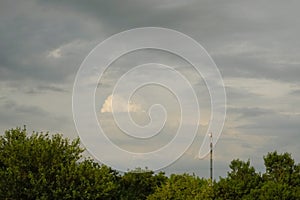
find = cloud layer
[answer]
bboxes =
[0,0,300,177]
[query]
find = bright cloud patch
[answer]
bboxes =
[101,95,142,113]
[47,48,62,58]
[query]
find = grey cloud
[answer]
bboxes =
[1,81,68,95]
[0,0,102,84]
[1,0,300,84]
[25,85,68,94]
[290,89,300,96]
[228,107,275,119]
[236,113,300,136]
[225,86,259,100]
[37,85,67,93]
[0,99,70,133]
[2,100,48,116]
[214,51,300,83]
[1,0,300,176]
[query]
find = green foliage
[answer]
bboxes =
[263,151,296,183]
[255,151,300,200]
[214,152,300,200]
[119,168,167,200]
[214,159,261,199]
[147,173,212,200]
[1,127,300,199]
[0,127,119,200]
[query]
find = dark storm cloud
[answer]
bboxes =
[0,0,101,83]
[1,0,300,84]
[36,0,197,29]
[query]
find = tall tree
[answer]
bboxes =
[214,159,261,200]
[147,173,212,200]
[257,151,300,200]
[0,127,119,199]
[119,168,167,200]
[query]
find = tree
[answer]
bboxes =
[0,127,119,199]
[147,173,212,200]
[256,151,300,200]
[119,168,167,200]
[263,151,297,183]
[214,159,262,200]
[2,127,300,199]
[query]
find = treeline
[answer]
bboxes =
[0,127,299,199]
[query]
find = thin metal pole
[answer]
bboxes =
[210,132,213,181]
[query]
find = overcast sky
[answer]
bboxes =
[1,0,300,178]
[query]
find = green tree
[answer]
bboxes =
[147,173,212,200]
[214,152,300,200]
[214,159,262,200]
[0,127,119,199]
[2,127,300,200]
[254,151,300,200]
[119,168,167,200]
[263,151,298,183]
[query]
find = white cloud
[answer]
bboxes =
[47,48,62,58]
[100,94,142,113]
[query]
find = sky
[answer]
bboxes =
[1,0,300,178]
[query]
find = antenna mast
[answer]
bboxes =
[210,132,213,181]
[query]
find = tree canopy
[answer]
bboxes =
[0,127,119,199]
[0,127,299,199]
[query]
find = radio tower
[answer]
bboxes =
[209,132,213,181]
